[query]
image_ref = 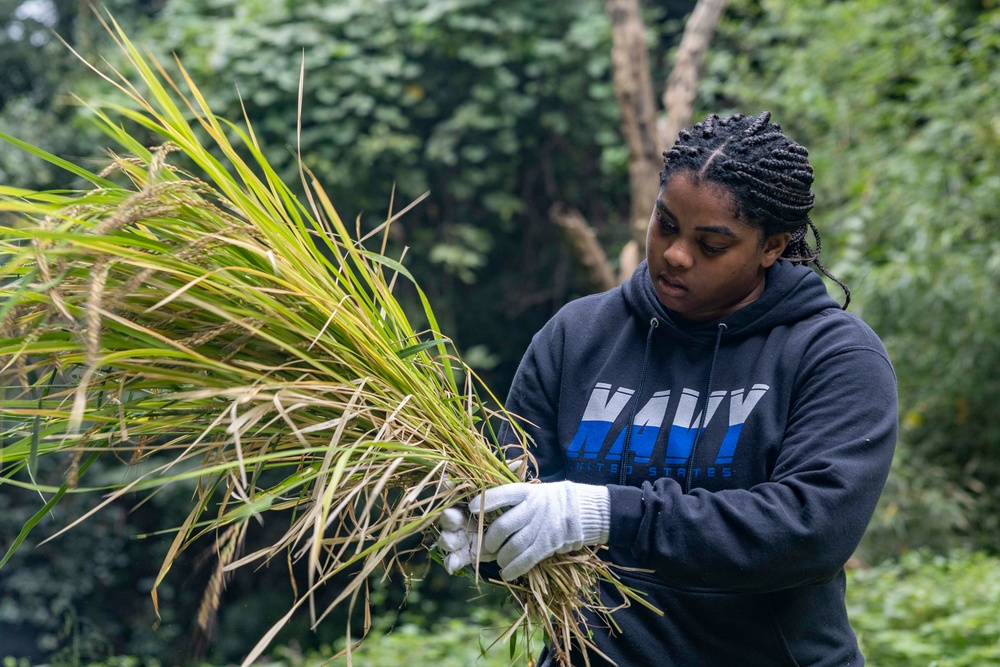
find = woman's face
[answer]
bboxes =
[645,171,790,321]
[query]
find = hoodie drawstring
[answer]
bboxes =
[685,322,727,493]
[619,317,659,486]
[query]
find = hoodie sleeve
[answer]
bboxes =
[608,330,898,594]
[497,316,570,483]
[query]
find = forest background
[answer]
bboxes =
[0,0,998,665]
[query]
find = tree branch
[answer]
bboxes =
[549,203,617,293]
[554,0,729,290]
[605,0,663,252]
[659,0,729,149]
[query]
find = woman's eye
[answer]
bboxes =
[657,215,676,233]
[700,242,726,254]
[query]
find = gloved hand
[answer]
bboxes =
[470,480,610,581]
[437,505,498,575]
[436,459,525,575]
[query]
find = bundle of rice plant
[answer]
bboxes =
[0,15,653,667]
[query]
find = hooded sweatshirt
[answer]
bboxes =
[502,260,897,667]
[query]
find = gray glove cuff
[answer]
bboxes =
[575,483,611,546]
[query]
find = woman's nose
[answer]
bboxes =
[664,241,692,269]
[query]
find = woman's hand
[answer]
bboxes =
[437,505,498,574]
[470,480,610,581]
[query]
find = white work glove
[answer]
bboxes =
[437,505,498,575]
[437,459,526,575]
[470,480,610,581]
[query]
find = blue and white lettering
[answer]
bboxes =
[566,381,770,473]
[664,388,726,464]
[566,383,634,459]
[714,384,769,464]
[608,390,671,462]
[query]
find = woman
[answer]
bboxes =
[441,111,897,666]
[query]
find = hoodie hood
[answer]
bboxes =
[623,259,841,345]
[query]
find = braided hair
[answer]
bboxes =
[660,111,850,308]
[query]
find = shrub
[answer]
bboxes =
[257,607,541,667]
[847,550,1000,666]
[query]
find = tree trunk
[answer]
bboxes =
[659,0,729,149]
[551,0,729,290]
[605,0,662,258]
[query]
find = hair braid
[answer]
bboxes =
[660,111,851,308]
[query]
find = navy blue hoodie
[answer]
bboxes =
[502,260,897,666]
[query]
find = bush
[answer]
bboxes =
[847,550,1000,666]
[260,607,542,667]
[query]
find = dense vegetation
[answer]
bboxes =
[1,0,997,663]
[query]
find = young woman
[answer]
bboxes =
[441,111,897,666]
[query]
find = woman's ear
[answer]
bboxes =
[760,231,791,268]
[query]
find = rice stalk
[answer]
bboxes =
[0,12,656,666]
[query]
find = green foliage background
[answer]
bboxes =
[2,0,999,663]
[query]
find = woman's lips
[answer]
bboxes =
[658,275,688,298]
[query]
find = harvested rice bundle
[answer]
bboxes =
[0,15,651,667]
